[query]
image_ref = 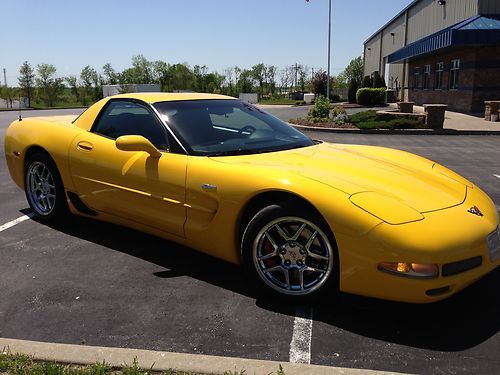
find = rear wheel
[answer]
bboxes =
[242,204,338,300]
[24,152,69,222]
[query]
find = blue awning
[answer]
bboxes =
[387,15,500,63]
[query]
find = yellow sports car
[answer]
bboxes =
[4,93,499,303]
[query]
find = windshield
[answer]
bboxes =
[153,99,315,156]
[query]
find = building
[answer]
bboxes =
[363,0,500,113]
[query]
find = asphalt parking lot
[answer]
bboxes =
[1,109,499,374]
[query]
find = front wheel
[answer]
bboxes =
[241,204,338,300]
[24,152,69,222]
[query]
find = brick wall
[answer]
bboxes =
[472,46,500,112]
[407,46,500,113]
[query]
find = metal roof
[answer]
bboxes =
[364,0,420,44]
[387,15,500,63]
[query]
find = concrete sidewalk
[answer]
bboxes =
[389,103,500,132]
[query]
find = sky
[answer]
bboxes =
[2,0,412,84]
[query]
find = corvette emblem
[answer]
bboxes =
[468,206,483,216]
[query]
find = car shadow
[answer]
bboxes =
[311,269,499,351]
[25,209,499,352]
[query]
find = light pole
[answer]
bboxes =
[326,0,332,101]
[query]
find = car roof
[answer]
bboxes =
[110,92,236,103]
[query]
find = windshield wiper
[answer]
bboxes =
[206,148,265,157]
[206,143,312,157]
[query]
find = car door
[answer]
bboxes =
[69,99,187,238]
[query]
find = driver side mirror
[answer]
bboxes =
[115,135,162,158]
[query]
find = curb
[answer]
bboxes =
[0,338,404,375]
[291,124,500,135]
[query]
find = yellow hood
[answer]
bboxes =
[212,142,467,213]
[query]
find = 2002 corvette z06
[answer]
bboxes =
[5,93,499,302]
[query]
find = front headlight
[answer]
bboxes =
[378,262,439,279]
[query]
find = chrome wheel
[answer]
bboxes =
[252,216,334,296]
[26,161,56,216]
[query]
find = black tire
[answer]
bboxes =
[241,204,339,301]
[24,152,69,222]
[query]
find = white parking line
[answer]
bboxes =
[494,174,500,179]
[0,214,34,233]
[289,305,313,364]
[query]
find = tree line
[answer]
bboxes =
[3,55,364,108]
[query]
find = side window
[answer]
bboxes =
[449,59,460,90]
[435,62,444,90]
[413,67,420,90]
[92,100,169,150]
[423,65,431,90]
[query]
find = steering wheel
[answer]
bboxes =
[239,125,256,137]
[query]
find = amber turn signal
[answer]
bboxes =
[378,262,439,279]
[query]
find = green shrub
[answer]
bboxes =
[348,79,358,103]
[331,94,341,103]
[356,118,423,129]
[361,75,373,88]
[349,110,378,123]
[331,105,345,117]
[350,110,426,129]
[356,88,386,106]
[373,72,387,88]
[307,96,331,122]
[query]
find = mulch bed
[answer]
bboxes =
[291,118,358,129]
[340,103,364,109]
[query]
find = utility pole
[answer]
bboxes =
[294,63,299,92]
[310,68,315,93]
[326,0,332,101]
[3,68,6,86]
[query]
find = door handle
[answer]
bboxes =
[77,141,93,151]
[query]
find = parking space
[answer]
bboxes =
[1,110,499,374]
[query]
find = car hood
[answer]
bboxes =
[211,142,467,213]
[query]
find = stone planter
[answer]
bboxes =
[424,104,447,130]
[484,101,500,121]
[397,101,415,113]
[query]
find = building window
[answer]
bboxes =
[449,59,460,90]
[435,62,444,90]
[423,65,431,90]
[413,67,420,90]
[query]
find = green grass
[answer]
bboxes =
[0,353,284,375]
[350,110,427,129]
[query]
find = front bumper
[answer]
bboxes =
[337,185,499,303]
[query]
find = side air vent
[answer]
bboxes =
[67,192,98,216]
